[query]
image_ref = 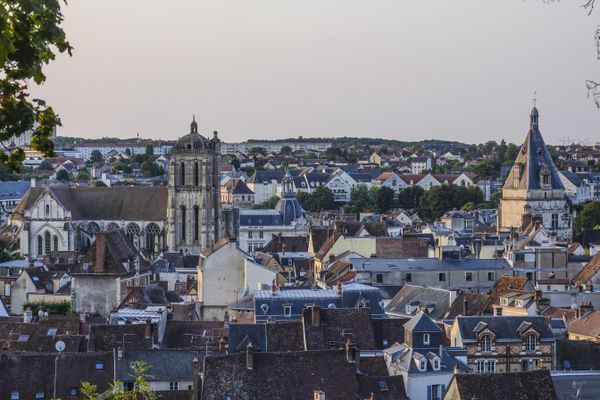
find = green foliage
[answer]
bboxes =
[466,159,502,180]
[231,157,241,170]
[280,145,292,155]
[324,147,341,161]
[346,184,374,214]
[396,186,424,210]
[90,150,103,163]
[297,186,336,212]
[94,180,107,187]
[419,184,484,221]
[0,0,72,171]
[23,300,75,316]
[573,201,600,237]
[140,159,163,177]
[111,160,126,171]
[145,144,154,156]
[77,168,90,180]
[376,186,395,213]
[56,169,69,182]
[82,361,157,400]
[38,160,54,171]
[253,195,280,210]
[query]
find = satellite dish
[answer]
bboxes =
[55,340,66,353]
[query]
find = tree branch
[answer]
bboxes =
[587,80,600,107]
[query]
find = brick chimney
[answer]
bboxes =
[463,298,469,316]
[453,363,461,374]
[311,304,321,327]
[94,232,107,273]
[144,317,152,340]
[246,342,254,370]
[192,358,199,400]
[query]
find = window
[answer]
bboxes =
[283,305,292,317]
[525,334,537,352]
[487,272,496,281]
[379,381,388,391]
[465,272,473,281]
[430,384,442,400]
[4,283,11,296]
[477,359,496,374]
[551,214,558,229]
[433,359,440,370]
[376,273,383,284]
[194,162,199,186]
[259,230,263,239]
[481,335,492,352]
[95,361,104,370]
[193,206,199,242]
[180,206,187,241]
[10,391,19,400]
[248,231,253,239]
[180,162,185,185]
[487,360,497,373]
[44,230,51,254]
[35,392,45,399]
[419,360,426,371]
[69,387,78,397]
[405,273,412,283]
[423,333,430,345]
[169,381,179,391]
[522,359,538,371]
[438,272,446,282]
[53,235,58,252]
[45,204,50,216]
[37,235,43,255]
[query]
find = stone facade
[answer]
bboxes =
[498,107,572,241]
[167,118,224,254]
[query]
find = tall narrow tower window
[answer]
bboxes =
[194,206,199,242]
[194,162,199,186]
[180,162,185,186]
[180,205,186,241]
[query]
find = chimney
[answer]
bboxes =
[30,177,36,188]
[246,342,254,370]
[94,232,107,273]
[345,337,354,363]
[313,390,326,400]
[463,298,469,316]
[192,358,199,400]
[453,363,461,375]
[24,307,33,323]
[271,280,277,296]
[219,337,226,351]
[144,318,152,340]
[311,304,321,327]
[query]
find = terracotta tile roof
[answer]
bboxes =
[491,276,532,303]
[569,310,600,339]
[574,252,600,285]
[448,369,558,400]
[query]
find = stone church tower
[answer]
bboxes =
[498,107,572,241]
[167,117,223,254]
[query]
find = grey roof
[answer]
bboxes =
[385,285,453,321]
[349,257,510,272]
[383,342,469,374]
[239,209,283,226]
[560,170,583,186]
[114,349,198,381]
[247,170,285,184]
[403,311,443,333]
[456,316,555,343]
[0,180,31,201]
[503,107,564,191]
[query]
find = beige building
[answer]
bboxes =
[498,107,571,241]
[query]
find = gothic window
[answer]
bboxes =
[53,235,58,252]
[480,335,492,352]
[107,222,120,231]
[193,206,200,242]
[180,162,185,186]
[145,223,161,251]
[88,222,100,236]
[180,206,186,241]
[37,235,43,255]
[194,162,199,186]
[126,223,141,243]
[551,214,558,230]
[45,204,50,216]
[44,231,51,254]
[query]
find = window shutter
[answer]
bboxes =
[427,385,432,400]
[441,384,446,397]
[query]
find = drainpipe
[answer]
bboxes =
[53,355,59,399]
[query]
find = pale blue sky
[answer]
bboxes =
[34,0,600,144]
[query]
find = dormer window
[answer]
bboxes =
[481,335,492,352]
[433,358,440,371]
[525,334,537,352]
[420,360,426,371]
[423,333,430,345]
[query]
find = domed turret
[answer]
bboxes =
[275,170,307,225]
[174,116,209,150]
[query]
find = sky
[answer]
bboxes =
[32,0,600,145]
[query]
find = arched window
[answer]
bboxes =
[126,223,141,244]
[88,222,100,236]
[145,223,161,252]
[53,235,58,252]
[45,204,50,216]
[180,206,186,241]
[44,231,51,254]
[193,206,200,242]
[481,335,492,352]
[107,222,120,231]
[180,162,185,186]
[525,334,536,351]
[37,235,43,256]
[194,162,199,186]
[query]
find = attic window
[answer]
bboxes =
[95,361,104,370]
[379,381,389,391]
[283,305,291,317]
[10,391,19,400]
[433,359,440,370]
[35,392,45,399]
[423,333,430,345]
[47,328,58,337]
[419,360,426,371]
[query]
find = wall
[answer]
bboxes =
[72,274,118,316]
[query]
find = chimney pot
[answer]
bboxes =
[453,363,461,374]
[246,342,254,370]
[311,305,321,327]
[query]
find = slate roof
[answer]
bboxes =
[455,316,554,343]
[262,234,309,253]
[503,107,564,191]
[403,311,443,333]
[12,186,167,221]
[118,284,182,309]
[385,285,454,321]
[568,310,600,339]
[302,307,377,350]
[115,349,198,381]
[231,179,254,195]
[201,349,361,400]
[446,292,493,319]
[357,375,408,400]
[573,251,600,285]
[351,257,510,272]
[556,339,600,370]
[446,369,558,400]
[372,318,410,349]
[88,324,154,351]
[0,316,83,352]
[239,209,283,226]
[247,170,286,184]
[162,320,228,349]
[0,180,31,201]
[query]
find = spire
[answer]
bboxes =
[530,92,539,129]
[190,115,198,134]
[281,169,294,197]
